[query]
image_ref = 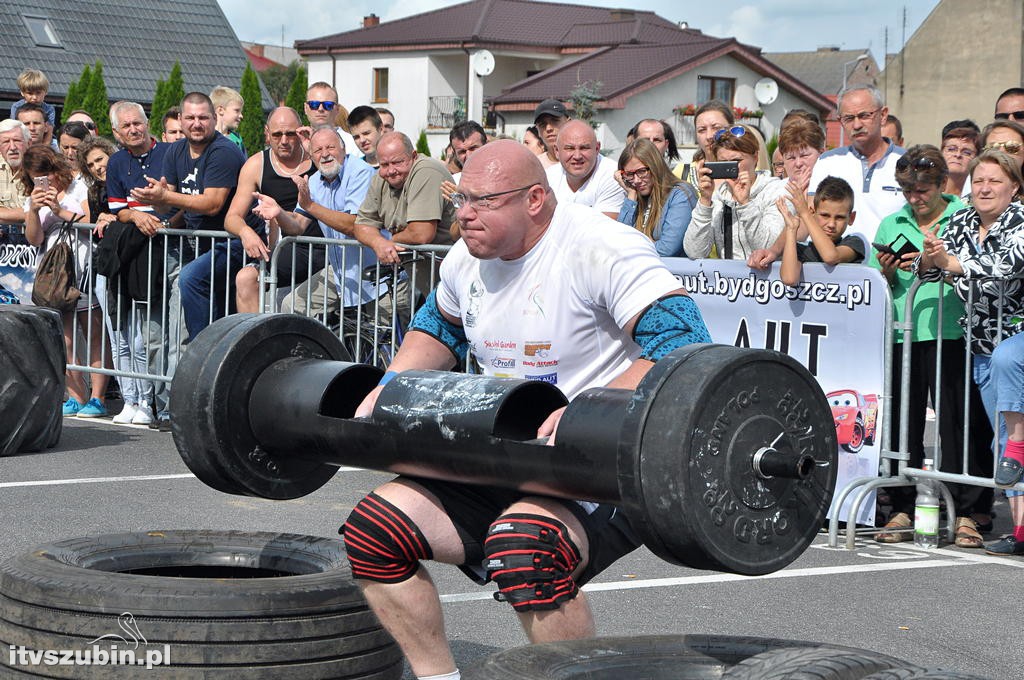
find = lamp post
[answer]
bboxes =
[839,53,870,146]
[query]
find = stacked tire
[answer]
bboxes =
[464,635,993,679]
[0,305,64,456]
[0,530,403,679]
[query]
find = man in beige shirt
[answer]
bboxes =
[0,120,29,223]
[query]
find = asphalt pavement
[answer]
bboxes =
[1,416,1020,679]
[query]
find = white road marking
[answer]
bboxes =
[439,558,980,603]
[0,468,364,488]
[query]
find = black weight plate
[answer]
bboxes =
[172,314,349,499]
[170,315,252,495]
[618,344,837,575]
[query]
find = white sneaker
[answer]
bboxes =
[112,403,138,424]
[132,402,154,426]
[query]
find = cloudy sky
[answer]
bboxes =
[219,0,940,64]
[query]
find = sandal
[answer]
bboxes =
[875,512,912,543]
[954,517,985,548]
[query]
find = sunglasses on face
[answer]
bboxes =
[984,140,1023,154]
[713,126,746,141]
[995,110,1024,121]
[306,100,336,111]
[896,156,937,172]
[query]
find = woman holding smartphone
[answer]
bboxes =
[683,124,787,260]
[871,145,994,546]
[614,138,696,257]
[21,145,111,418]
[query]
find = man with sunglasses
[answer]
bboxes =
[301,82,357,157]
[345,139,708,680]
[995,87,1024,123]
[808,84,905,242]
[225,107,317,313]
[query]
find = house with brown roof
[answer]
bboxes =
[296,0,833,156]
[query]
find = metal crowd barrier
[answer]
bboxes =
[58,225,451,394]
[828,273,1024,549]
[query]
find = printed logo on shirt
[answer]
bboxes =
[522,283,545,318]
[465,280,484,328]
[523,341,551,357]
[525,372,558,384]
[484,339,517,350]
[491,357,515,369]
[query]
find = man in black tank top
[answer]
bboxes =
[225,107,316,312]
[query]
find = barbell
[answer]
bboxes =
[170,313,837,575]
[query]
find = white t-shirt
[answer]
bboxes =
[808,141,906,242]
[436,203,679,400]
[545,155,625,215]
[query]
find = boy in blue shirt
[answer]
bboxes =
[10,69,56,127]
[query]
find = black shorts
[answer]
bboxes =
[403,476,640,586]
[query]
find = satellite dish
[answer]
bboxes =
[472,50,495,77]
[754,77,779,106]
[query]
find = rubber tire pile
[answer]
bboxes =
[463,635,994,679]
[0,305,64,456]
[0,530,402,679]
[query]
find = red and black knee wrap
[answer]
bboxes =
[341,492,432,583]
[484,513,582,612]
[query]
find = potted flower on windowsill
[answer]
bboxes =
[673,103,697,117]
[733,106,764,119]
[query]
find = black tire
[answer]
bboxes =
[0,530,402,679]
[465,635,911,680]
[0,305,64,456]
[721,647,920,679]
[861,671,995,680]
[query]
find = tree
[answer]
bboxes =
[82,61,111,137]
[238,63,265,155]
[284,64,308,124]
[260,60,304,105]
[150,61,185,135]
[569,79,603,128]
[415,130,431,157]
[62,65,92,125]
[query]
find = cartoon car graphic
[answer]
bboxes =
[827,389,878,453]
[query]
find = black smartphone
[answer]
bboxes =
[705,161,739,180]
[872,234,917,259]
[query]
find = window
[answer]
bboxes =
[373,68,389,103]
[22,15,62,48]
[697,76,734,106]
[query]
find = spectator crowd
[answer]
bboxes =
[1,67,1024,560]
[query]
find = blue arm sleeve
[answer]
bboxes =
[654,187,694,258]
[408,289,469,362]
[617,198,638,227]
[632,294,712,361]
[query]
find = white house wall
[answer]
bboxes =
[498,54,820,158]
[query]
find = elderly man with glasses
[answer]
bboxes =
[343,139,709,680]
[808,84,906,242]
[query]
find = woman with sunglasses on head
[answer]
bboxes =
[979,120,1024,171]
[917,149,1024,555]
[614,138,696,257]
[683,124,788,260]
[871,145,994,547]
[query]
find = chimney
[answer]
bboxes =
[363,14,379,28]
[250,44,265,57]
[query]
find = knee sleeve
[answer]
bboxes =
[484,513,582,612]
[341,492,433,583]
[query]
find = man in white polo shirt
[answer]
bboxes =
[545,119,624,219]
[808,84,905,242]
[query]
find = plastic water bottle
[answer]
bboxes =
[914,458,940,549]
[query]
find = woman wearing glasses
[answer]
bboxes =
[872,145,993,547]
[939,120,981,197]
[614,139,696,257]
[683,124,787,260]
[917,149,1024,555]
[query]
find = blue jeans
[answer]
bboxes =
[973,331,1024,497]
[179,239,244,341]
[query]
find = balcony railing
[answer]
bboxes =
[428,96,466,128]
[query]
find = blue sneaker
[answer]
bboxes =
[77,398,108,418]
[62,398,84,417]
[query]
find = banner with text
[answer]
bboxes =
[663,258,890,525]
[0,226,36,304]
